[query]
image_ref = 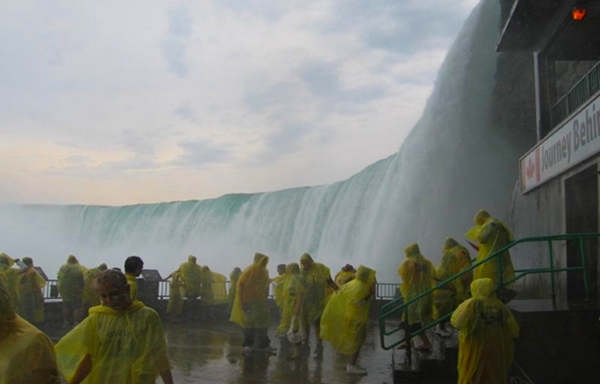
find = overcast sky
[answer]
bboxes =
[0,0,478,206]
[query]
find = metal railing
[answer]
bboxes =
[42,279,401,301]
[379,232,600,354]
[551,61,600,127]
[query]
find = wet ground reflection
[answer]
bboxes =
[165,321,393,384]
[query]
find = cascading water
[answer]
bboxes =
[0,0,533,282]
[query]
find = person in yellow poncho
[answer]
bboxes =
[465,209,516,303]
[0,253,21,308]
[228,267,242,310]
[334,264,356,287]
[443,237,473,296]
[82,263,108,314]
[124,256,144,300]
[398,243,434,350]
[167,271,185,322]
[451,278,519,384]
[58,255,85,329]
[271,264,287,311]
[275,263,306,359]
[0,274,61,384]
[55,269,174,384]
[432,249,464,337]
[320,265,376,375]
[230,252,276,353]
[167,255,203,320]
[299,253,338,352]
[17,257,46,325]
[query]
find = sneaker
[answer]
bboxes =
[256,346,277,353]
[433,325,450,337]
[242,346,253,353]
[346,364,368,375]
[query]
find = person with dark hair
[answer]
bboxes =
[0,275,61,384]
[334,264,356,287]
[55,269,174,384]
[124,256,144,300]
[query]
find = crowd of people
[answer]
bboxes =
[0,208,520,382]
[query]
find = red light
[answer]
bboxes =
[572,8,587,20]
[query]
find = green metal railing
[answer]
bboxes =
[379,232,600,354]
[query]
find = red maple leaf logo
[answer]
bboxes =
[525,158,535,179]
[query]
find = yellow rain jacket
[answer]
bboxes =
[271,273,287,308]
[230,253,270,328]
[167,272,184,315]
[299,253,334,324]
[199,266,214,305]
[451,278,519,384]
[465,210,515,286]
[179,256,203,298]
[320,265,376,355]
[228,268,242,309]
[444,237,473,295]
[17,266,46,324]
[55,301,171,384]
[82,264,107,307]
[0,276,60,384]
[57,256,84,302]
[334,270,356,287]
[0,254,21,308]
[276,263,306,336]
[399,243,434,325]
[125,273,139,301]
[434,251,465,320]
[211,272,229,306]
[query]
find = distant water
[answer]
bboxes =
[0,0,525,281]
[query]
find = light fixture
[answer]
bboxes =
[572,7,587,20]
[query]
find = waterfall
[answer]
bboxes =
[0,0,528,282]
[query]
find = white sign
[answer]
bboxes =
[520,94,600,193]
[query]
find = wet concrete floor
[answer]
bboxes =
[46,320,395,384]
[165,321,394,384]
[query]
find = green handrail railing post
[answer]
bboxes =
[548,239,556,304]
[579,238,589,299]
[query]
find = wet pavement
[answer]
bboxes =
[46,320,396,384]
[165,321,395,384]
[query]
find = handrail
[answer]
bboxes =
[379,232,600,352]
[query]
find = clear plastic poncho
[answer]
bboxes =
[398,243,434,325]
[465,209,515,286]
[320,265,376,355]
[55,301,171,384]
[451,278,519,384]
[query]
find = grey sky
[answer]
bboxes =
[0,0,478,205]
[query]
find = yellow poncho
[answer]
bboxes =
[433,250,465,320]
[398,243,434,325]
[299,253,334,324]
[17,267,46,324]
[320,265,376,355]
[271,273,287,308]
[125,273,138,301]
[334,270,356,287]
[276,263,306,336]
[82,264,107,306]
[228,268,242,309]
[0,277,60,384]
[444,237,473,295]
[210,271,229,306]
[451,278,519,384]
[465,209,515,286]
[230,253,270,328]
[55,301,171,384]
[167,272,184,315]
[179,256,203,298]
[57,258,84,302]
